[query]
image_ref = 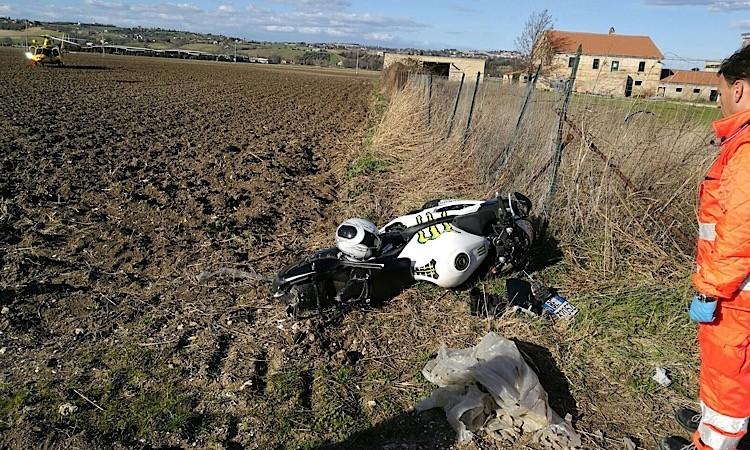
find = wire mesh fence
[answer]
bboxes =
[387,67,721,271]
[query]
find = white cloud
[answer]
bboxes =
[264,25,295,32]
[270,0,352,12]
[0,3,13,12]
[365,32,393,41]
[644,0,750,10]
[11,0,426,43]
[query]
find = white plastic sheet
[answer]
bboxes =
[417,332,581,449]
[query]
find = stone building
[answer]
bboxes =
[658,70,720,102]
[383,53,486,81]
[545,29,663,97]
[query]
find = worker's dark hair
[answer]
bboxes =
[719,46,750,84]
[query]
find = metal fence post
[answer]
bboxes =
[463,71,481,142]
[546,45,581,204]
[489,64,542,171]
[427,72,433,126]
[447,72,465,138]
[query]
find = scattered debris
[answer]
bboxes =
[58,403,78,416]
[542,294,579,320]
[623,436,637,450]
[0,347,6,355]
[73,389,104,412]
[469,279,578,321]
[1,306,9,315]
[417,333,581,449]
[653,367,672,387]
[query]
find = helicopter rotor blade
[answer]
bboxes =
[42,34,82,48]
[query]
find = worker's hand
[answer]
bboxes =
[689,293,717,323]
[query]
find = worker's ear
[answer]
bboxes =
[735,79,746,104]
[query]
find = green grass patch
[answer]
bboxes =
[268,369,306,402]
[346,154,390,180]
[0,387,28,431]
[312,365,367,442]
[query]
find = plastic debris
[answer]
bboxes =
[623,436,637,450]
[653,367,672,387]
[58,403,78,416]
[542,294,579,320]
[417,332,581,449]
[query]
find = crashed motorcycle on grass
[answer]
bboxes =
[273,193,535,316]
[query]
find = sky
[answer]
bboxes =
[1,0,748,66]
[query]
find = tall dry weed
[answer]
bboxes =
[367,72,719,284]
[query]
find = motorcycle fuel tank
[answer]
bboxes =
[399,225,490,288]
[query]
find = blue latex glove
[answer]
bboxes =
[689,294,717,323]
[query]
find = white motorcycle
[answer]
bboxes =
[273,193,535,315]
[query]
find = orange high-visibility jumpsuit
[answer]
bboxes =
[692,108,750,450]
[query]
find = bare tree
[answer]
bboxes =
[514,9,554,77]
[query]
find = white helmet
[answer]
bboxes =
[335,218,381,260]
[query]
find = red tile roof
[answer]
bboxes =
[661,70,720,86]
[549,30,663,60]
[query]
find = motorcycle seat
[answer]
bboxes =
[452,207,498,236]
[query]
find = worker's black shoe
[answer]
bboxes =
[660,436,694,450]
[675,407,701,434]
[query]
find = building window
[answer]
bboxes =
[638,61,646,72]
[676,87,683,92]
[693,88,701,94]
[593,58,600,69]
[568,57,575,68]
[634,80,643,86]
[611,60,619,71]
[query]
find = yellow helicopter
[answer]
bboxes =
[24,34,80,66]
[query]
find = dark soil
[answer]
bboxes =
[0,48,421,449]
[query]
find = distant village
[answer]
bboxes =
[387,27,738,103]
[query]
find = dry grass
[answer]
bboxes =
[334,72,722,449]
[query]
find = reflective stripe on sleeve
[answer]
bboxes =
[699,222,716,241]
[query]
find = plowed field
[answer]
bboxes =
[1,49,438,449]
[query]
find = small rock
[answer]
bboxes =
[58,403,78,416]
[367,400,377,407]
[74,328,84,335]
[177,324,184,331]
[623,437,637,450]
[226,320,233,326]
[1,306,9,315]
[0,347,6,355]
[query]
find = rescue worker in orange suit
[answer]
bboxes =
[662,46,750,450]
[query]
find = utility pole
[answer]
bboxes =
[234,42,237,63]
[355,47,360,74]
[25,20,28,48]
